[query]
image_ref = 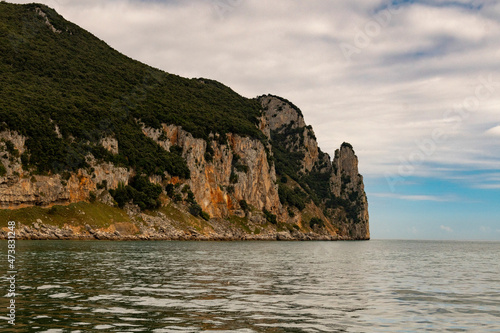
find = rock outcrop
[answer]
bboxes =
[0,132,131,208]
[0,95,369,241]
[260,95,370,240]
[331,144,370,239]
[143,124,280,218]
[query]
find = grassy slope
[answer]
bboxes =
[0,201,290,237]
[0,202,130,229]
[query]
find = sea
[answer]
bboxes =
[0,240,499,332]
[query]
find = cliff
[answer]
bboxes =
[260,95,370,240]
[0,3,369,240]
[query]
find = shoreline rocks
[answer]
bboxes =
[0,222,366,241]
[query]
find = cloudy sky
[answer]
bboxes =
[11,0,500,240]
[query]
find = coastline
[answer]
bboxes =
[0,222,368,241]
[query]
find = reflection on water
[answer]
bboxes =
[1,240,499,332]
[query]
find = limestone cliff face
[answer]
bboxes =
[143,124,281,218]
[260,95,370,240]
[0,130,131,208]
[262,95,306,130]
[0,96,369,240]
[1,125,280,219]
[0,163,131,209]
[331,144,370,240]
[260,95,320,173]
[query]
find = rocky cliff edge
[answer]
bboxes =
[0,98,369,241]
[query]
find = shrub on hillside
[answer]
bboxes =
[109,176,162,210]
[309,217,324,229]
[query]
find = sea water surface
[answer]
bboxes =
[1,240,499,332]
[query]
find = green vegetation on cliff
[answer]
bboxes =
[109,176,163,211]
[0,202,130,229]
[0,2,262,177]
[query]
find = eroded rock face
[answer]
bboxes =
[0,130,26,155]
[144,124,281,218]
[261,95,320,173]
[261,95,306,131]
[0,131,131,208]
[0,95,369,240]
[0,163,131,209]
[100,137,119,155]
[331,145,370,240]
[35,7,61,34]
[1,125,280,219]
[260,95,370,240]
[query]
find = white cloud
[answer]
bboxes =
[8,0,500,182]
[474,184,500,189]
[485,125,500,136]
[460,172,500,190]
[440,225,453,232]
[370,192,456,202]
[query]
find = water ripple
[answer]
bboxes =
[1,240,499,332]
